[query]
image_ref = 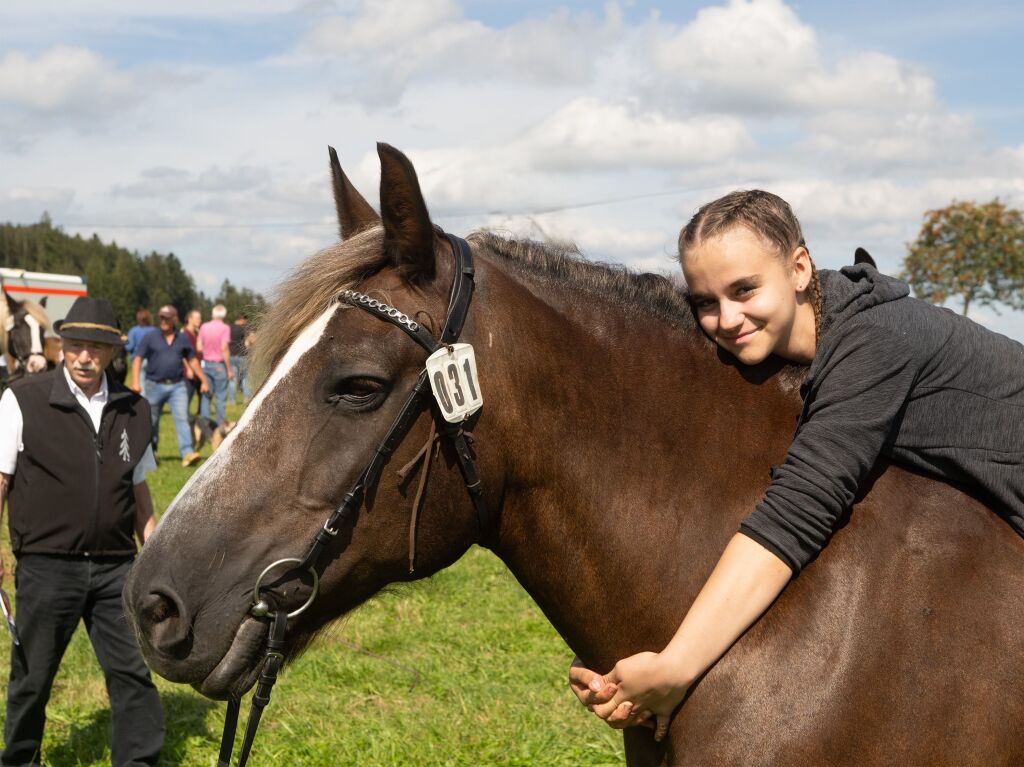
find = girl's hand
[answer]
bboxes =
[568,656,618,709]
[590,651,692,741]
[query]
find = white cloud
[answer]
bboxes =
[304,0,618,103]
[112,165,274,198]
[0,46,143,117]
[803,110,980,173]
[5,0,306,16]
[651,0,938,116]
[524,97,751,170]
[0,186,76,223]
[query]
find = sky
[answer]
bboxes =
[3,0,1024,338]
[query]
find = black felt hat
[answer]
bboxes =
[54,297,124,347]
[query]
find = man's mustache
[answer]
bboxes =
[73,365,98,373]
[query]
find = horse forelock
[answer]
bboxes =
[249,225,389,387]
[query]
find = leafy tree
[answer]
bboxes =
[903,199,1024,315]
[215,278,267,320]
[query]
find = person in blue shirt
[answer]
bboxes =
[130,306,208,467]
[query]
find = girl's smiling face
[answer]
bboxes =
[683,225,817,365]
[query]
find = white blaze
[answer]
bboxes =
[25,314,43,355]
[154,304,339,530]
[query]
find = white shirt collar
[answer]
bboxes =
[62,364,109,404]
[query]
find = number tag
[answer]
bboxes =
[425,343,483,423]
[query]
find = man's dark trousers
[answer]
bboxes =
[2,555,164,766]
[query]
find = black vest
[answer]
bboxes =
[8,369,153,557]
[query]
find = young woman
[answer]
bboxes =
[570,190,1024,740]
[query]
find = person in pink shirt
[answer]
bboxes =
[196,305,233,429]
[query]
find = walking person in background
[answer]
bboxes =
[197,305,233,431]
[124,309,155,397]
[0,296,164,766]
[131,305,208,467]
[182,309,202,415]
[228,313,251,404]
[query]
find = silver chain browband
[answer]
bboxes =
[339,289,420,333]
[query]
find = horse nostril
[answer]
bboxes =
[142,591,178,623]
[139,589,193,658]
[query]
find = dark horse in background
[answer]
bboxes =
[1,292,59,388]
[125,145,1024,765]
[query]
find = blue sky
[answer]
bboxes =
[2,0,1023,338]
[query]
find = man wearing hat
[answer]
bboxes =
[0,296,164,766]
[130,304,207,467]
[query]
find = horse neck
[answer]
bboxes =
[471,255,802,668]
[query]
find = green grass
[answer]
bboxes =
[0,400,624,765]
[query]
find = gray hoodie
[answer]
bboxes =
[740,264,1024,573]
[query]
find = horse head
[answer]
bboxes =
[2,291,50,375]
[126,145,499,699]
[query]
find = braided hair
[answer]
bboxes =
[678,190,822,344]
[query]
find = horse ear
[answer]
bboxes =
[38,296,48,308]
[854,247,876,268]
[4,291,18,315]
[329,145,379,240]
[377,142,436,283]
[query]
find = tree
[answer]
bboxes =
[903,199,1024,316]
[215,278,267,320]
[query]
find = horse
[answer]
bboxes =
[125,144,1024,766]
[1,292,58,386]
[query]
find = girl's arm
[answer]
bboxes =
[578,323,921,737]
[584,534,791,740]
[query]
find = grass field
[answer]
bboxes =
[0,401,624,765]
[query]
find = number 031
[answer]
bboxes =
[425,343,483,423]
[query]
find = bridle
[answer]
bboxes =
[217,230,490,767]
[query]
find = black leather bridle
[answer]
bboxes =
[217,231,489,767]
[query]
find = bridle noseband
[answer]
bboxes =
[218,231,489,767]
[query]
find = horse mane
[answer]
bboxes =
[250,226,805,390]
[468,231,696,327]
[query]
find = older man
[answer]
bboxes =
[0,296,164,766]
[131,305,208,467]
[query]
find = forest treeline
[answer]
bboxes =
[0,215,266,326]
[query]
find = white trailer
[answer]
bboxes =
[1,267,88,335]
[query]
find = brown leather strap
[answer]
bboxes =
[398,421,440,573]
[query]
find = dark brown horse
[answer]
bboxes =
[125,145,1024,766]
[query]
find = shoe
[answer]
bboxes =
[182,451,202,467]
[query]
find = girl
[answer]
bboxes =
[570,190,1024,740]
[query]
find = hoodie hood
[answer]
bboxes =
[817,263,910,340]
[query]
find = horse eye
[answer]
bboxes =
[326,377,386,409]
